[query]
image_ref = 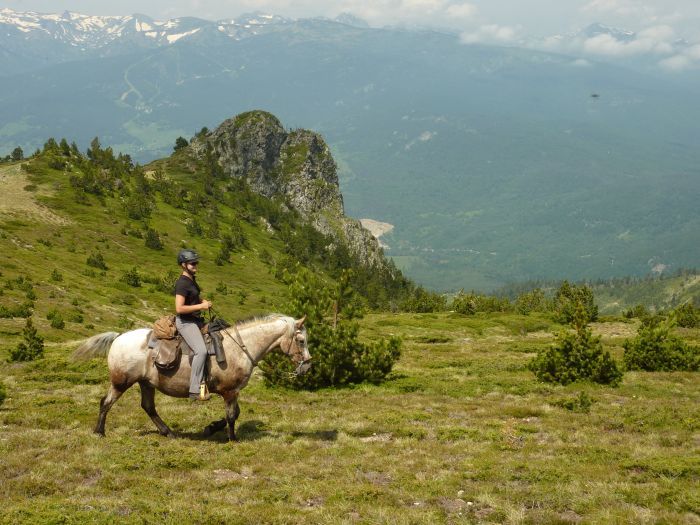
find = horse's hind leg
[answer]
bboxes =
[139,381,175,438]
[94,383,129,436]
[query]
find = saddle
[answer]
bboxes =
[149,315,229,371]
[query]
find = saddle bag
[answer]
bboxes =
[154,338,181,370]
[153,315,177,340]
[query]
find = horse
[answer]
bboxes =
[74,314,311,441]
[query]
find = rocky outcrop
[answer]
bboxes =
[190,110,386,269]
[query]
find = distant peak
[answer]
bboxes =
[580,22,635,40]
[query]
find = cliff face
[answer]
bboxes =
[190,110,386,269]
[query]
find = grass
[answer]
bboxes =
[1,312,698,524]
[0,149,698,523]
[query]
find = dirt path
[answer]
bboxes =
[0,163,71,225]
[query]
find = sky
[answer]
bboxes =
[2,0,700,38]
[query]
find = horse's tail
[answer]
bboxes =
[73,332,121,360]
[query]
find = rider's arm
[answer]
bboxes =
[175,294,211,314]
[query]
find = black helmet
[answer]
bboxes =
[177,249,200,265]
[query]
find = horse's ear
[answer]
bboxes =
[295,315,307,329]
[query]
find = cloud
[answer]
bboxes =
[658,43,700,71]
[535,21,683,62]
[581,26,675,57]
[659,54,692,71]
[582,0,656,19]
[460,23,519,44]
[571,58,593,67]
[327,0,477,28]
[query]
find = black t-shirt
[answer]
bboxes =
[174,274,202,322]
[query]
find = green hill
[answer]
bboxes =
[0,115,414,349]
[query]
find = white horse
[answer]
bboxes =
[75,314,310,441]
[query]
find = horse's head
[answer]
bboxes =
[281,316,312,375]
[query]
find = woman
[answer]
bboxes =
[174,249,212,401]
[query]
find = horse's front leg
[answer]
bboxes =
[223,391,241,442]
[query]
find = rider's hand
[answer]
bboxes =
[201,299,212,310]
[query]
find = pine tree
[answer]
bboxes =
[9,317,44,362]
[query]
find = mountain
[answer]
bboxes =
[0,8,698,291]
[0,111,414,344]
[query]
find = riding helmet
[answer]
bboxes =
[177,249,200,265]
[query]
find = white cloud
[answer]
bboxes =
[535,21,681,61]
[446,3,476,19]
[580,25,675,56]
[582,0,656,20]
[328,0,477,28]
[460,23,519,44]
[659,54,692,71]
[571,58,592,67]
[658,43,700,71]
[685,43,700,60]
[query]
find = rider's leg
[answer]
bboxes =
[176,318,208,397]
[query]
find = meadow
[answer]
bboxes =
[1,312,698,524]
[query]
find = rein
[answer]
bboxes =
[221,324,258,366]
[219,315,310,374]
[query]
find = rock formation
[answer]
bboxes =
[190,110,387,269]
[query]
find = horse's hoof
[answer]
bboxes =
[94,430,105,437]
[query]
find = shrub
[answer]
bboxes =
[515,288,552,315]
[0,381,5,406]
[529,304,622,386]
[50,269,63,282]
[125,193,153,220]
[144,228,164,250]
[673,303,698,329]
[9,317,44,362]
[121,267,141,287]
[400,287,446,313]
[117,315,134,330]
[215,245,230,266]
[623,304,650,320]
[623,318,699,372]
[261,268,401,388]
[0,302,33,318]
[553,281,598,324]
[86,251,108,270]
[186,218,203,237]
[452,291,512,315]
[552,391,593,413]
[47,309,65,329]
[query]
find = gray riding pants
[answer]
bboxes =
[176,316,207,395]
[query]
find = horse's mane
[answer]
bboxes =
[234,313,289,329]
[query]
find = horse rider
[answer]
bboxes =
[174,249,212,401]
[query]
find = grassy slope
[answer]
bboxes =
[0,312,698,523]
[0,157,290,349]
[0,158,698,523]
